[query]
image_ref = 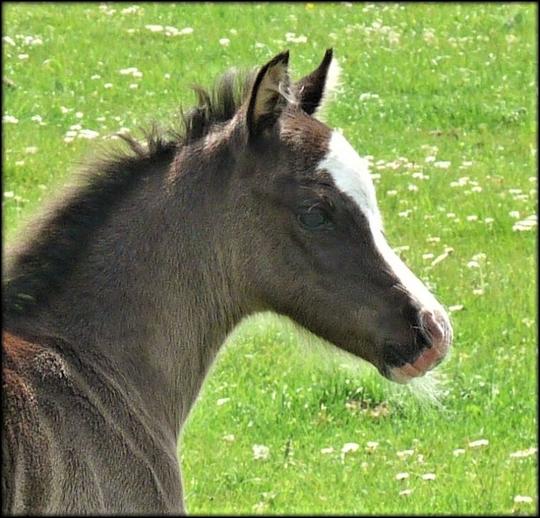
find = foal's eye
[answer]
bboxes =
[297,208,333,230]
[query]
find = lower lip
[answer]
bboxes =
[387,344,447,384]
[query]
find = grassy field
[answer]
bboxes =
[3,2,537,515]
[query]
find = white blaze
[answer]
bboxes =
[319,131,442,313]
[319,131,381,227]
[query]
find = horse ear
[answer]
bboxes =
[246,50,291,137]
[296,48,340,116]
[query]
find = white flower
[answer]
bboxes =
[421,473,436,481]
[164,26,181,36]
[359,92,380,102]
[453,448,466,456]
[28,36,43,46]
[3,115,19,124]
[104,83,113,89]
[285,32,308,44]
[433,160,451,169]
[99,4,116,15]
[119,67,139,76]
[513,495,533,504]
[216,397,230,406]
[341,442,360,454]
[25,146,38,154]
[397,449,414,459]
[448,304,464,312]
[78,129,99,140]
[320,447,334,454]
[18,53,29,60]
[222,434,235,442]
[469,439,489,448]
[145,24,164,33]
[521,318,534,328]
[366,441,379,451]
[3,36,16,46]
[423,28,436,44]
[388,30,400,46]
[399,489,413,496]
[510,447,537,458]
[395,472,409,480]
[179,27,194,35]
[252,444,270,460]
[121,5,140,15]
[219,38,230,47]
[513,215,537,232]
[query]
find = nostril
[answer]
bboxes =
[415,325,432,349]
[420,310,445,346]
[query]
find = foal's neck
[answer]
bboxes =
[25,149,245,441]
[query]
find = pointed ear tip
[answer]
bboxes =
[265,50,290,69]
[321,47,334,67]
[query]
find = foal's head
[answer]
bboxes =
[206,50,452,384]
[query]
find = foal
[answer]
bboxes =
[2,49,452,514]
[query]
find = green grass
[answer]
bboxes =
[3,2,537,515]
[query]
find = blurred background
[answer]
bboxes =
[3,3,537,514]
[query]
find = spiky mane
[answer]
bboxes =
[3,67,257,318]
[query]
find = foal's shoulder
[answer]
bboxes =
[2,331,58,514]
[3,330,72,429]
[3,331,70,387]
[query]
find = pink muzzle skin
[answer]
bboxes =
[389,310,452,384]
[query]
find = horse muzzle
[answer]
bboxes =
[386,309,452,384]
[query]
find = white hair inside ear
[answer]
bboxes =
[277,80,298,105]
[314,56,342,120]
